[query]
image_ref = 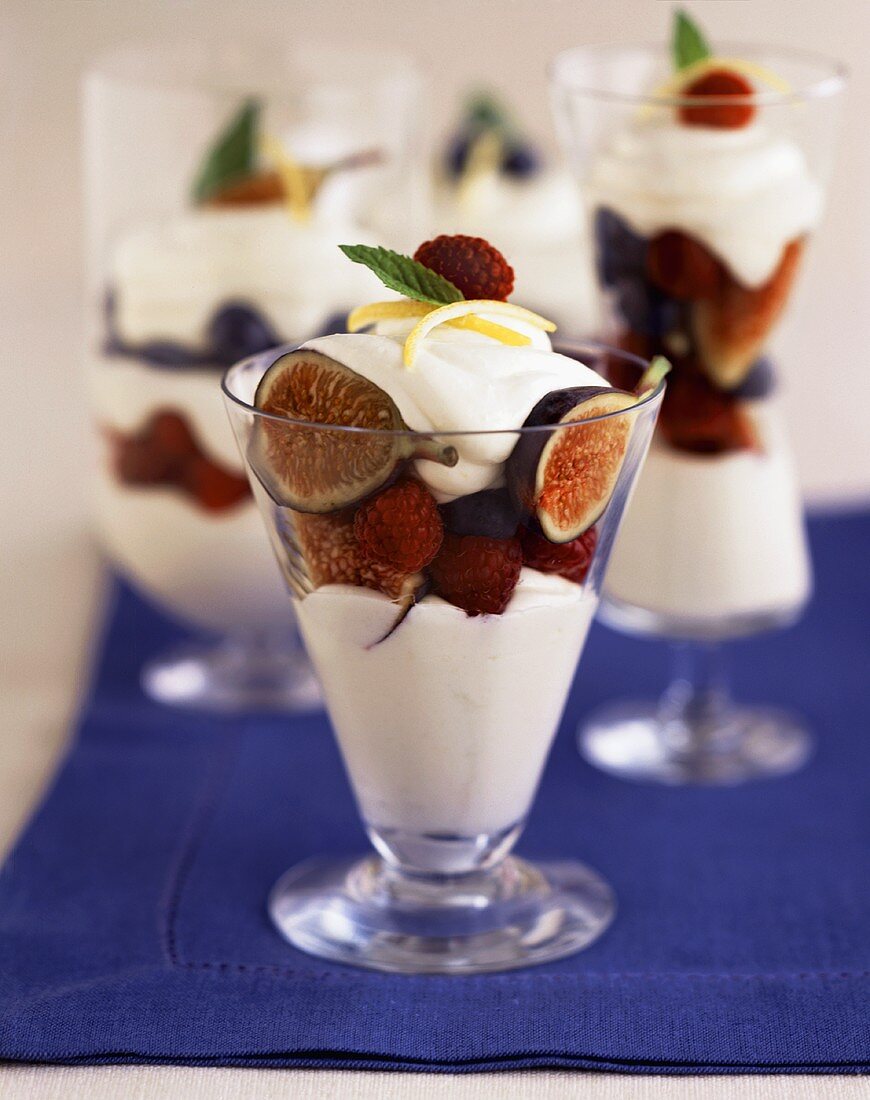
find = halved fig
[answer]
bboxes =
[693,238,804,390]
[507,387,636,543]
[249,349,457,512]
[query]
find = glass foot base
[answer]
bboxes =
[142,637,321,713]
[268,854,615,974]
[579,701,812,785]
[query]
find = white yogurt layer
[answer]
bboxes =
[89,354,240,467]
[110,206,383,346]
[296,569,595,836]
[431,168,598,329]
[93,468,292,634]
[303,328,609,501]
[588,120,822,287]
[603,400,811,627]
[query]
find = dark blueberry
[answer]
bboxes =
[444,131,472,178]
[612,277,681,338]
[731,357,776,400]
[208,302,280,366]
[139,340,205,368]
[440,488,522,540]
[315,310,350,338]
[502,142,541,178]
[594,208,648,287]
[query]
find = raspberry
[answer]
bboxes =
[414,235,514,301]
[294,510,420,600]
[181,455,250,513]
[679,69,756,129]
[149,411,198,464]
[659,372,756,455]
[354,477,443,572]
[430,532,522,616]
[521,527,598,585]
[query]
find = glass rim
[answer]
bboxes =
[221,338,666,438]
[85,39,422,97]
[549,42,848,109]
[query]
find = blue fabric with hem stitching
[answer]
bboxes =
[0,510,868,1074]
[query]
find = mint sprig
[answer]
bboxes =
[339,245,464,306]
[672,9,712,71]
[191,99,260,205]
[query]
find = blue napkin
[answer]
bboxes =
[1,511,868,1074]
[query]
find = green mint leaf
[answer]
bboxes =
[465,91,512,135]
[338,245,464,305]
[191,99,260,204]
[672,9,712,71]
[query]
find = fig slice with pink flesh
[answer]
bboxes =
[250,348,457,512]
[507,386,637,543]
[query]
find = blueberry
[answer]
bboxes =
[441,488,522,540]
[594,208,648,287]
[731,357,776,400]
[138,340,205,368]
[208,302,280,366]
[613,277,681,338]
[503,142,540,178]
[444,131,472,178]
[315,310,350,338]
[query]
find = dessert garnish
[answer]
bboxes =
[341,238,555,367]
[354,477,444,573]
[441,488,522,541]
[250,348,457,511]
[191,99,263,205]
[693,238,804,389]
[642,10,790,129]
[190,98,381,216]
[520,526,598,585]
[262,136,383,223]
[429,532,524,617]
[414,235,515,302]
[108,410,249,513]
[444,92,542,187]
[507,357,669,543]
[294,510,423,602]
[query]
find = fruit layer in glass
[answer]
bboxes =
[84,42,422,709]
[551,29,845,783]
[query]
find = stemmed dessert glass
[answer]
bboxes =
[223,341,663,974]
[551,45,846,783]
[83,42,423,711]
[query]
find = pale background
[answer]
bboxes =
[1,0,868,1097]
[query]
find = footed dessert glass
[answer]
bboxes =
[551,44,845,784]
[223,342,663,974]
[83,43,423,711]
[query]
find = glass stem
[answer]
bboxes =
[657,641,736,757]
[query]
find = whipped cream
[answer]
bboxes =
[304,326,608,501]
[429,168,598,328]
[111,207,383,346]
[296,570,596,836]
[603,400,811,629]
[93,465,292,634]
[588,120,822,287]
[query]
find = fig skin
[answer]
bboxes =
[507,386,636,543]
[440,488,522,539]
